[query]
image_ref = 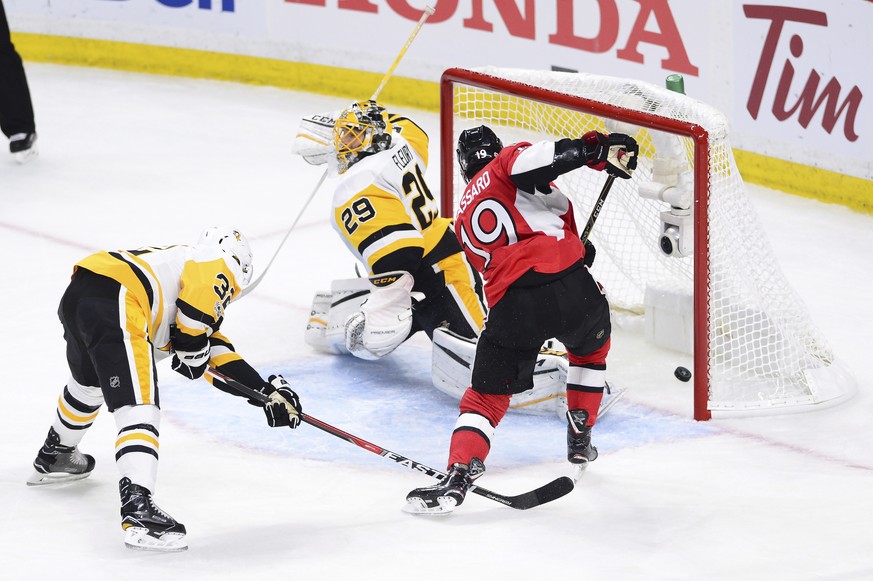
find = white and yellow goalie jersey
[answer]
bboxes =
[330,115,455,275]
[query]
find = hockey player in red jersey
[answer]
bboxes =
[405,125,639,514]
[26,227,303,551]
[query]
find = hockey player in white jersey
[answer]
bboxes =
[27,227,303,552]
[302,100,486,360]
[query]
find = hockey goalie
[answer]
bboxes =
[292,104,624,419]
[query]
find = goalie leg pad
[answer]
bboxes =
[432,329,565,416]
[303,278,372,355]
[432,329,625,419]
[304,291,334,352]
[431,327,476,401]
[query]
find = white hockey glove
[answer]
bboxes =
[292,111,338,166]
[345,271,416,361]
[262,375,302,429]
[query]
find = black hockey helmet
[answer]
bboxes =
[456,125,503,182]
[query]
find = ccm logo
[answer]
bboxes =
[370,276,399,287]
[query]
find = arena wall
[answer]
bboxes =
[6,0,871,212]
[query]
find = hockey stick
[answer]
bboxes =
[370,5,435,102]
[205,367,575,510]
[240,170,328,298]
[241,6,436,299]
[580,174,616,244]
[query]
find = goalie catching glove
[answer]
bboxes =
[258,375,302,429]
[582,131,639,179]
[345,271,417,361]
[292,111,339,166]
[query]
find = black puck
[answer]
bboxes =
[674,366,692,382]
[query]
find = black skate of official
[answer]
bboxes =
[119,477,188,552]
[9,132,38,164]
[404,458,485,515]
[27,427,95,486]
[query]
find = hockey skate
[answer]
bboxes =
[9,132,38,164]
[567,409,598,468]
[404,458,485,515]
[119,477,188,552]
[26,427,95,486]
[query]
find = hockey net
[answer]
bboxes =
[440,67,856,420]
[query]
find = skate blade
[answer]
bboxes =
[13,147,38,165]
[123,527,188,552]
[26,470,91,486]
[571,462,589,482]
[402,496,458,516]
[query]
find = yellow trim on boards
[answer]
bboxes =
[733,150,872,215]
[12,33,872,215]
[12,33,438,110]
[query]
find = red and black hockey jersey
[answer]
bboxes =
[454,141,587,306]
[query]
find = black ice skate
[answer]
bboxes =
[404,458,485,515]
[9,132,38,164]
[567,409,598,466]
[119,477,188,552]
[26,427,95,486]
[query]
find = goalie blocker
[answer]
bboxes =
[305,271,420,360]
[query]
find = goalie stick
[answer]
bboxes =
[240,170,327,298]
[205,367,575,510]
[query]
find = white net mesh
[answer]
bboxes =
[446,67,855,415]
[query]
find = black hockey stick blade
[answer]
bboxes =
[205,367,576,510]
[472,475,575,510]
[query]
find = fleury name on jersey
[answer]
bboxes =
[298,100,485,364]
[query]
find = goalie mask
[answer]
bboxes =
[196,227,254,286]
[333,100,393,174]
[457,125,503,183]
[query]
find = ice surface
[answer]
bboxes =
[1,64,871,580]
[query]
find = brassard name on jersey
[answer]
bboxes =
[459,170,491,213]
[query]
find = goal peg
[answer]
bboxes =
[666,74,685,95]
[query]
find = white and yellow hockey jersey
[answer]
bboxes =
[74,244,245,370]
[330,115,455,275]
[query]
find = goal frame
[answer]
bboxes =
[439,67,715,420]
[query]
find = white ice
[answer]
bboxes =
[1,64,872,580]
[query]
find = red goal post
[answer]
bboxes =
[439,67,856,420]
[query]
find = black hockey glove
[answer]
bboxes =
[262,375,302,429]
[583,239,596,269]
[583,131,639,179]
[169,324,209,380]
[170,343,209,380]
